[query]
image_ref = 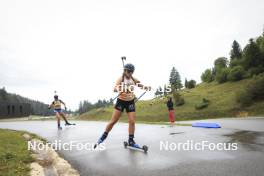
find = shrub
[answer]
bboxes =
[201,69,214,83]
[248,66,264,77]
[202,98,210,103]
[214,57,228,73]
[248,74,264,100]
[236,90,253,107]
[228,66,245,81]
[176,98,185,106]
[186,80,196,89]
[230,59,243,68]
[173,91,185,106]
[195,98,210,110]
[236,73,264,107]
[215,68,230,83]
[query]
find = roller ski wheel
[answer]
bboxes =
[124,141,128,148]
[142,145,148,153]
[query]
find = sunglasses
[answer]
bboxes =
[125,69,134,74]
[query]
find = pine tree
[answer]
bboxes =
[169,67,177,88]
[185,78,188,88]
[0,87,8,101]
[169,67,182,90]
[163,84,167,96]
[175,70,183,90]
[230,40,242,67]
[230,40,242,60]
[243,38,263,70]
[155,86,163,97]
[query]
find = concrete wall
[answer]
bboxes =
[0,102,31,118]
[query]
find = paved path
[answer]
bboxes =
[0,118,264,176]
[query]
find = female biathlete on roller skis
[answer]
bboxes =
[48,95,75,130]
[94,63,151,148]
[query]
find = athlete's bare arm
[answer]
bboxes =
[60,100,67,109]
[48,101,54,109]
[113,77,123,92]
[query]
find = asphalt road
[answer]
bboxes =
[0,118,264,176]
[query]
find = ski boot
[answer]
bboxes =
[65,122,76,126]
[128,138,140,148]
[94,132,108,149]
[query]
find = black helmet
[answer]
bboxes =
[124,63,135,72]
[54,95,58,99]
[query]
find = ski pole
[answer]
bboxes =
[135,91,147,103]
[113,90,147,103]
[112,93,120,101]
[112,56,127,101]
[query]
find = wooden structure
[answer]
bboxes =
[0,101,31,118]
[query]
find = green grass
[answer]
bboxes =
[0,129,34,176]
[78,78,264,122]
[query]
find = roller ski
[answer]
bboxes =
[65,122,76,126]
[123,139,148,153]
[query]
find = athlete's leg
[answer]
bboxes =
[95,98,124,147]
[169,110,175,127]
[127,112,137,146]
[105,109,122,132]
[97,109,122,144]
[128,112,136,135]
[59,112,70,124]
[56,112,62,129]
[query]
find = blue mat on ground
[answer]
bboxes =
[192,122,221,128]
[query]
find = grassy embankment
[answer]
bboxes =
[0,129,42,176]
[78,78,264,122]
